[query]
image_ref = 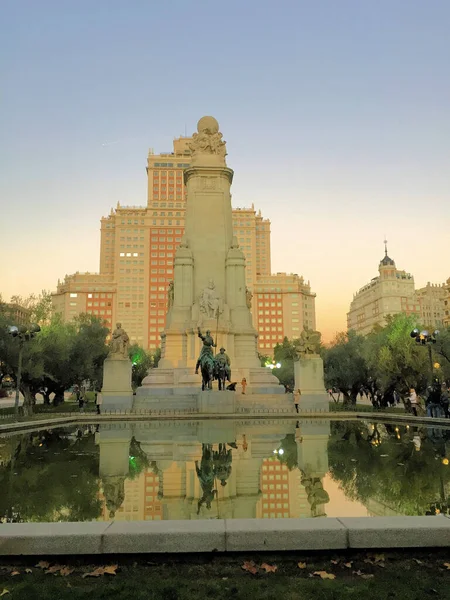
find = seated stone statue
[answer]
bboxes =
[214,347,231,381]
[195,328,216,374]
[109,323,130,358]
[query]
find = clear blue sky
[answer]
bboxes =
[1,0,449,337]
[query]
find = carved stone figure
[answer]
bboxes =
[189,116,227,160]
[167,281,174,309]
[199,279,220,319]
[294,328,321,357]
[246,287,253,309]
[109,323,130,358]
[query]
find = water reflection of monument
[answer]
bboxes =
[96,420,331,521]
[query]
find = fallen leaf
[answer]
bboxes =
[413,559,423,565]
[353,570,363,576]
[380,454,389,457]
[344,562,352,569]
[363,559,374,565]
[312,571,336,580]
[10,571,20,577]
[241,561,258,575]
[261,563,277,573]
[25,568,32,574]
[60,567,74,577]
[377,562,386,568]
[222,577,228,581]
[0,591,9,597]
[83,567,106,578]
[298,562,307,569]
[45,565,63,575]
[443,563,450,570]
[103,565,118,576]
[361,574,375,580]
[331,559,340,565]
[373,553,385,563]
[35,561,50,569]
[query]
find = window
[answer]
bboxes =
[70,293,77,298]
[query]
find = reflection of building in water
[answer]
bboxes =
[96,420,331,521]
[257,458,305,518]
[99,470,163,521]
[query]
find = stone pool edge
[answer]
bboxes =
[0,411,448,435]
[0,516,449,555]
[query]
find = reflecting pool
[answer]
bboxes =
[0,419,449,523]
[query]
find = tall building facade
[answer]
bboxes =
[443,278,450,328]
[0,302,31,325]
[52,272,116,332]
[54,134,315,352]
[253,273,316,352]
[347,247,420,335]
[415,282,446,329]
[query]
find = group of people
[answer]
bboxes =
[408,381,449,419]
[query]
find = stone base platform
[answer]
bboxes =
[138,367,285,396]
[133,390,295,414]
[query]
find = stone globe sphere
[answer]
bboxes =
[197,116,219,134]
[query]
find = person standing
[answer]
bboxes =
[241,378,247,395]
[293,388,301,413]
[409,388,419,417]
[95,391,102,415]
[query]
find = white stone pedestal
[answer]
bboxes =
[294,355,329,412]
[101,357,133,411]
[198,390,236,414]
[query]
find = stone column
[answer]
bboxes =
[184,165,234,303]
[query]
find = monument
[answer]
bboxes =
[138,116,282,401]
[101,323,133,411]
[293,329,329,412]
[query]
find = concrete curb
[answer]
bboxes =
[0,411,449,435]
[0,516,448,555]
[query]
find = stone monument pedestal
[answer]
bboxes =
[294,355,329,413]
[198,390,236,414]
[101,357,133,411]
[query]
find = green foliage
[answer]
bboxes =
[323,331,369,404]
[364,314,430,395]
[129,344,152,390]
[128,437,150,480]
[272,337,297,387]
[0,312,109,410]
[324,315,448,405]
[9,290,53,326]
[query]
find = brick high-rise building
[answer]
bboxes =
[253,273,316,352]
[98,137,280,349]
[54,131,315,353]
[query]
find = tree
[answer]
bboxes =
[0,312,109,412]
[272,337,297,388]
[323,331,369,405]
[9,290,53,326]
[365,314,430,397]
[129,344,152,390]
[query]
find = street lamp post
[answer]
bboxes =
[410,328,439,385]
[7,324,41,417]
